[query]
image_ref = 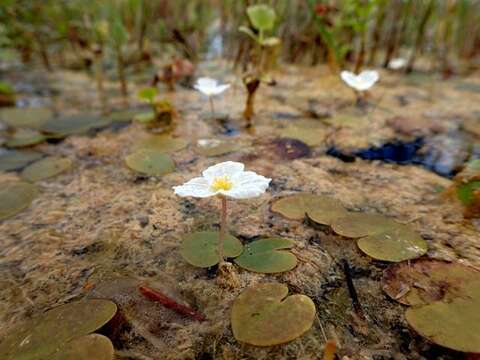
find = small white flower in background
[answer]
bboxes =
[194,77,230,97]
[173,161,271,199]
[388,58,407,70]
[340,70,379,91]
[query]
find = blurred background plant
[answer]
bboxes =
[0,0,478,86]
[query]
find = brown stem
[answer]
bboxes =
[94,48,108,114]
[218,195,227,267]
[116,47,128,99]
[209,96,215,115]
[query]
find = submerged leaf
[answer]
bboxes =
[194,138,243,157]
[0,107,53,129]
[0,299,117,360]
[0,181,38,221]
[51,334,114,360]
[234,238,297,273]
[0,150,43,171]
[133,112,156,123]
[278,123,327,147]
[331,213,398,238]
[41,114,111,137]
[133,134,188,153]
[5,128,46,148]
[270,193,347,225]
[382,260,480,306]
[457,181,480,206]
[231,282,315,346]
[180,231,243,268]
[356,225,427,262]
[21,156,72,182]
[125,149,175,176]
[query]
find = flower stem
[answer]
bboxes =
[218,195,227,267]
[209,96,215,116]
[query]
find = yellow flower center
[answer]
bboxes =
[211,176,233,191]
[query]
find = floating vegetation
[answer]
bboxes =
[41,114,111,137]
[180,231,243,268]
[21,156,72,182]
[330,213,398,238]
[382,260,480,353]
[234,238,297,273]
[5,128,46,148]
[132,134,188,153]
[0,181,38,221]
[125,149,175,176]
[0,150,43,171]
[231,282,315,346]
[50,334,114,360]
[0,107,53,130]
[278,122,327,147]
[0,299,117,360]
[271,193,347,225]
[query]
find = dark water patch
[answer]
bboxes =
[326,147,356,162]
[273,112,303,120]
[356,138,425,164]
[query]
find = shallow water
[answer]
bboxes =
[0,61,480,359]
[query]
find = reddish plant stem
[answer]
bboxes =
[139,285,206,322]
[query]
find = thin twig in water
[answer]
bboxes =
[341,259,364,319]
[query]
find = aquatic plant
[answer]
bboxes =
[231,282,316,346]
[193,77,230,116]
[173,161,271,268]
[136,88,176,132]
[453,159,480,218]
[340,70,379,106]
[21,156,72,182]
[125,149,175,176]
[0,181,38,221]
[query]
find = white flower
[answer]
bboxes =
[194,77,230,97]
[340,70,379,91]
[388,58,407,70]
[173,161,271,199]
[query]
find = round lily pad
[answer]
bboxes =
[234,238,297,273]
[405,282,480,353]
[5,128,46,148]
[180,231,244,268]
[21,156,72,182]
[0,107,53,129]
[331,213,398,238]
[356,225,427,262]
[0,150,43,171]
[0,181,38,221]
[41,114,111,137]
[51,334,114,360]
[231,282,316,346]
[132,134,188,153]
[194,138,243,157]
[0,299,117,360]
[271,193,347,225]
[125,149,175,176]
[382,260,480,306]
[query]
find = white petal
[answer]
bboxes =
[209,83,230,96]
[340,71,359,89]
[226,171,271,199]
[173,177,216,198]
[358,70,379,87]
[202,161,245,182]
[196,77,217,87]
[194,84,215,96]
[389,58,406,70]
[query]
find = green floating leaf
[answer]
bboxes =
[21,156,72,182]
[271,193,347,225]
[125,149,175,176]
[405,282,480,353]
[0,181,38,221]
[457,181,480,206]
[132,134,188,153]
[234,238,297,273]
[194,138,243,157]
[6,128,46,148]
[231,282,316,346]
[382,260,480,306]
[0,150,43,171]
[331,213,398,238]
[357,225,427,262]
[0,107,53,129]
[137,87,158,103]
[247,4,276,32]
[133,111,156,123]
[0,299,117,360]
[180,231,243,268]
[51,334,114,360]
[41,114,111,137]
